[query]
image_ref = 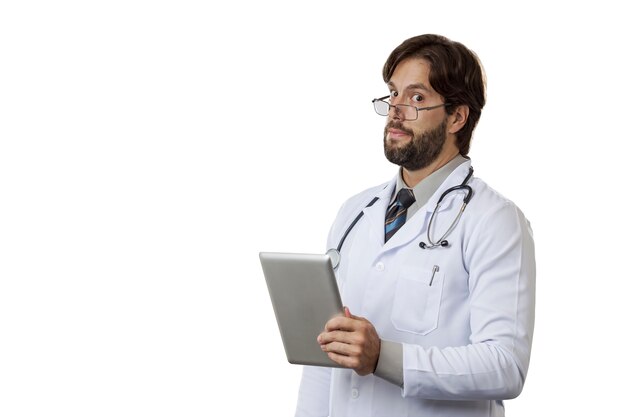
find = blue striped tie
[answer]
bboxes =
[385,188,415,242]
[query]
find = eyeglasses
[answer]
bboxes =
[372,95,449,121]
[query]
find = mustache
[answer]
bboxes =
[385,121,412,136]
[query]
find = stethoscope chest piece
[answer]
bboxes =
[326,248,341,270]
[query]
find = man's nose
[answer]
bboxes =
[390,104,405,121]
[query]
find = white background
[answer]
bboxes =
[1,1,625,416]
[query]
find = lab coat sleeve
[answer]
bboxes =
[294,366,331,417]
[402,201,536,400]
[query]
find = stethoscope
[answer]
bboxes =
[326,167,474,270]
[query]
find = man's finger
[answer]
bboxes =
[324,316,357,332]
[321,341,359,356]
[318,330,353,345]
[343,306,369,322]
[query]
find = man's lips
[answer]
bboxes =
[387,128,411,140]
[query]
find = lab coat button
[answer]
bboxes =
[375,262,384,271]
[351,388,359,399]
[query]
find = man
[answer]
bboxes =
[295,34,535,417]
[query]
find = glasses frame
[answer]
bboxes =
[371,95,450,120]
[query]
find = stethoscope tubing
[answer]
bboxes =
[328,167,474,269]
[336,197,380,253]
[420,167,474,249]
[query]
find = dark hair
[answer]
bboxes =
[382,34,485,156]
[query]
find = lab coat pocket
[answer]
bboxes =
[391,266,444,336]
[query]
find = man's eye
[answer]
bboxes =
[412,94,424,102]
[390,91,399,97]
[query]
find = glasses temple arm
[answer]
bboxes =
[371,95,391,103]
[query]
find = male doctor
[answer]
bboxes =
[295,34,535,417]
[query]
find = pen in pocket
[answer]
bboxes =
[429,265,440,286]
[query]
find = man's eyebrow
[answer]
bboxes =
[386,82,433,93]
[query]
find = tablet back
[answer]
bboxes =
[259,252,345,367]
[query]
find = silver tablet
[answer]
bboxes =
[259,252,345,367]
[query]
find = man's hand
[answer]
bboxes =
[317,307,381,376]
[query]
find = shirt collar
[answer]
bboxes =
[391,154,469,208]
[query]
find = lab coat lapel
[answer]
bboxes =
[361,178,396,248]
[382,206,429,252]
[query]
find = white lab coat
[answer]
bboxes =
[295,161,535,417]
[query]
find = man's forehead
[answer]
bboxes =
[387,81,432,93]
[387,58,433,92]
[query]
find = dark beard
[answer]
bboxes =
[383,120,447,171]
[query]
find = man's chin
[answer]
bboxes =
[384,148,410,166]
[385,136,412,150]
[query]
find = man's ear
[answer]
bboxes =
[448,105,469,134]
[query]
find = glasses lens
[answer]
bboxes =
[373,100,389,116]
[373,101,419,120]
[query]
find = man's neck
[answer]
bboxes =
[401,150,461,188]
